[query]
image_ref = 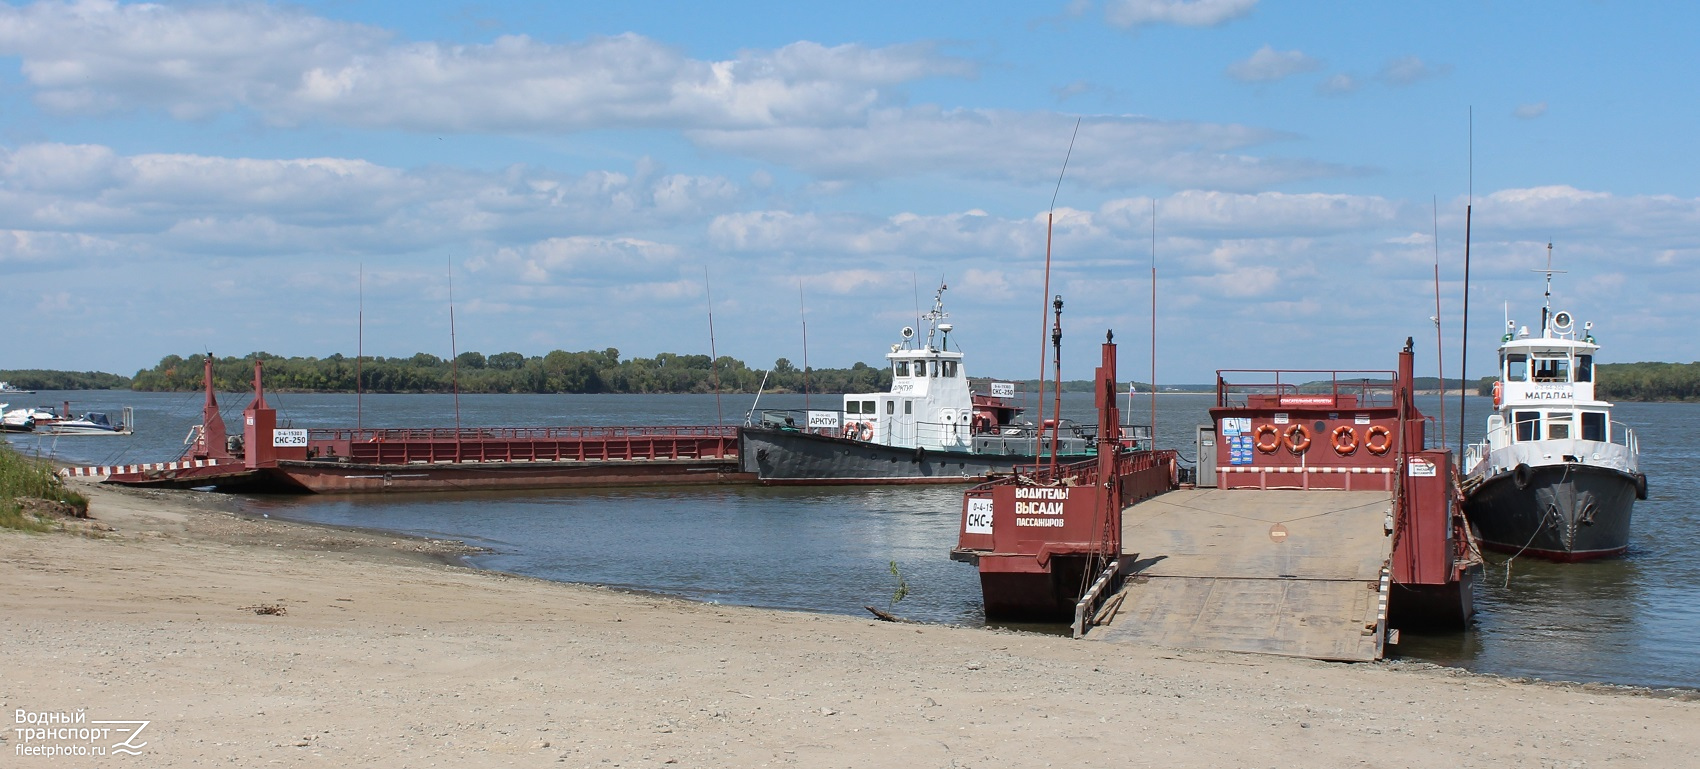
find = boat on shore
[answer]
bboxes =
[1461,254,1644,561]
[739,285,1145,485]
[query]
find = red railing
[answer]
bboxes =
[303,425,740,465]
[1215,369,1399,409]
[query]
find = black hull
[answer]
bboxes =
[1464,463,1638,561]
[739,426,1087,485]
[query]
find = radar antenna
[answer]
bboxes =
[1532,242,1567,337]
[921,282,949,350]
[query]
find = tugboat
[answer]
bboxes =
[1462,248,1645,561]
[739,284,1142,484]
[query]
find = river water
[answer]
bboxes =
[9,387,1696,690]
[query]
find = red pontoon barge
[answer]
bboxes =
[66,357,751,493]
[952,338,1478,661]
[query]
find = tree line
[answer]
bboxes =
[128,350,893,395]
[0,370,133,391]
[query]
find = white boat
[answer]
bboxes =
[1,404,52,432]
[1461,249,1644,561]
[739,284,1143,484]
[36,407,134,436]
[0,381,34,395]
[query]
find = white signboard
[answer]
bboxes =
[1220,417,1250,436]
[807,411,840,430]
[272,429,308,448]
[964,498,994,534]
[1355,414,1371,425]
[989,382,1015,398]
[1273,412,1290,425]
[1406,457,1437,477]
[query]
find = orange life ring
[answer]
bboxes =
[842,423,859,440]
[1332,425,1358,455]
[1365,425,1392,455]
[1254,424,1281,453]
[1492,380,1502,408]
[858,422,874,441]
[1284,424,1311,453]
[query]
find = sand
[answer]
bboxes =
[2,483,1694,768]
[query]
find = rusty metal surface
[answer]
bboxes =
[1093,489,1392,662]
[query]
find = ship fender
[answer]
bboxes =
[1635,472,1648,501]
[913,446,925,464]
[1512,463,1533,491]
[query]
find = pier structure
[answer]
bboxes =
[954,339,1478,661]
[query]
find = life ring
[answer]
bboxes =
[842,423,859,440]
[1254,424,1281,453]
[1364,425,1392,455]
[1492,380,1503,408]
[1512,463,1532,491]
[858,422,874,442]
[1283,424,1311,454]
[1331,425,1358,455]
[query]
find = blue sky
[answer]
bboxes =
[1,0,1695,382]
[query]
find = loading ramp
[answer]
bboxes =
[1091,489,1394,662]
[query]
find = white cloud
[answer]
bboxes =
[1316,73,1360,95]
[691,108,1353,190]
[1105,0,1259,28]
[1226,45,1321,83]
[1378,55,1451,86]
[468,237,683,284]
[1514,102,1549,119]
[0,1,974,131]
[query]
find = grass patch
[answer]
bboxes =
[0,445,87,532]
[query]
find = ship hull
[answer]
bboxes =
[274,458,751,494]
[739,426,1087,485]
[1464,462,1638,561]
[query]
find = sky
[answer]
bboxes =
[1,0,1696,383]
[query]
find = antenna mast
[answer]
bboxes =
[357,263,364,432]
[706,267,723,426]
[1457,108,1473,459]
[1036,117,1081,458]
[1150,198,1157,445]
[448,259,461,460]
[1433,197,1445,449]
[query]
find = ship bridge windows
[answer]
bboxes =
[1533,355,1571,383]
[930,360,940,377]
[845,399,875,414]
[1513,411,1540,442]
[894,361,910,377]
[1577,355,1593,383]
[1582,411,1606,441]
[913,361,926,377]
[1547,412,1573,440]
[942,360,958,377]
[1506,353,1528,382]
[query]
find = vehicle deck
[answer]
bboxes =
[1092,488,1394,662]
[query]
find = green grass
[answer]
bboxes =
[0,445,87,532]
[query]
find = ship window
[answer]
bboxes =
[912,362,925,377]
[1547,412,1572,440]
[943,360,958,377]
[886,401,894,415]
[861,400,875,414]
[894,361,910,377]
[904,401,912,415]
[1582,411,1606,441]
[1513,411,1540,441]
[1533,356,1570,382]
[846,401,861,415]
[930,360,940,377]
[1506,354,1528,381]
[1576,355,1593,383]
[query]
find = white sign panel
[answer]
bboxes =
[807,411,840,430]
[1220,417,1250,436]
[1406,457,1437,477]
[964,498,994,535]
[1273,412,1290,425]
[272,429,308,447]
[989,381,1016,398]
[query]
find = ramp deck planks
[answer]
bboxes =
[1093,489,1393,661]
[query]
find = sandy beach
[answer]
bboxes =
[3,484,1695,768]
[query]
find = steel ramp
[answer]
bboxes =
[1092,489,1393,662]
